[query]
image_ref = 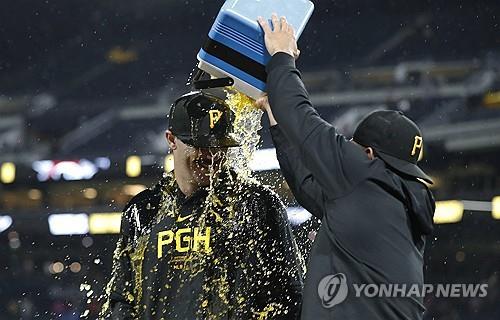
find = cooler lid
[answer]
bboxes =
[221,0,315,39]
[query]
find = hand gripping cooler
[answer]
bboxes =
[197,0,314,99]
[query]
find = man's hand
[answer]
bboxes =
[255,96,270,112]
[257,14,300,59]
[255,96,278,126]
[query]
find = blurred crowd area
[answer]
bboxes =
[1,0,500,319]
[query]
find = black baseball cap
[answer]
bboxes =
[168,89,240,148]
[353,110,433,184]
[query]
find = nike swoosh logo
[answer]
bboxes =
[176,214,194,223]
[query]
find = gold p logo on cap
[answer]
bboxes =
[411,135,423,157]
[209,110,223,129]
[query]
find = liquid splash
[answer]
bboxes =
[225,90,263,179]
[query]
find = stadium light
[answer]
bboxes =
[122,184,146,196]
[483,91,500,107]
[28,189,43,200]
[0,162,16,184]
[0,216,13,233]
[433,201,464,224]
[126,156,141,177]
[492,196,500,220]
[49,261,65,274]
[83,188,98,199]
[69,262,82,273]
[89,213,121,234]
[32,157,110,182]
[48,214,89,235]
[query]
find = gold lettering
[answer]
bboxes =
[157,227,213,257]
[193,227,211,252]
[176,228,191,253]
[209,110,223,129]
[157,230,174,258]
[411,136,423,157]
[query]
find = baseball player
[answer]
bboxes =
[100,89,303,319]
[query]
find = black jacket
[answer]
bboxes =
[101,170,303,319]
[266,53,436,320]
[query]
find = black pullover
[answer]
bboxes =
[266,53,435,320]
[101,170,303,319]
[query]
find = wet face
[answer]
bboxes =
[166,131,228,189]
[178,140,228,187]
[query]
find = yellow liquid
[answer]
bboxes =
[225,89,263,180]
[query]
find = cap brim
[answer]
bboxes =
[178,135,240,148]
[377,151,434,184]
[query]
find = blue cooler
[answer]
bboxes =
[197,0,314,99]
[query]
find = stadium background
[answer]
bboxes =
[1,0,499,319]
